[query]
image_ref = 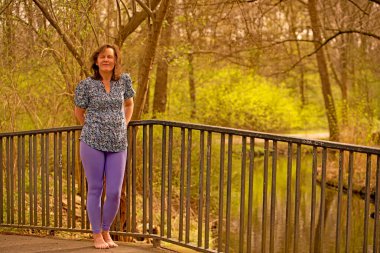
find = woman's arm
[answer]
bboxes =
[74,106,86,125]
[124,98,134,125]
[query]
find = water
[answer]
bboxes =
[214,154,377,253]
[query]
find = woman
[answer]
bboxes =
[74,44,135,249]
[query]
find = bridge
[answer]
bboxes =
[0,120,379,253]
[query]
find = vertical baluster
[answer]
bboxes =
[132,126,137,232]
[346,151,354,253]
[269,141,277,253]
[161,126,166,237]
[126,127,131,233]
[17,136,21,224]
[33,135,38,226]
[179,128,185,241]
[185,129,192,243]
[218,133,225,252]
[46,134,50,227]
[247,137,255,252]
[0,137,3,224]
[66,131,71,227]
[198,130,204,247]
[5,137,9,224]
[10,136,15,224]
[293,143,301,253]
[79,131,85,230]
[363,154,371,252]
[285,142,293,253]
[167,126,173,238]
[374,155,380,253]
[310,146,317,253]
[148,125,154,235]
[143,125,147,234]
[262,140,269,253]
[71,132,76,228]
[58,132,63,228]
[204,132,212,249]
[28,135,33,225]
[54,133,58,228]
[239,136,247,253]
[319,148,327,252]
[41,134,45,226]
[21,136,26,225]
[225,134,233,253]
[335,150,344,253]
[21,135,26,225]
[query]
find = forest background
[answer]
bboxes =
[0,0,380,146]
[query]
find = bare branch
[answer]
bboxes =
[116,0,122,28]
[0,0,13,15]
[135,0,155,19]
[284,30,380,73]
[115,0,162,47]
[192,29,380,73]
[132,0,136,14]
[80,1,100,47]
[32,0,90,76]
[119,0,131,20]
[348,0,369,15]
[13,15,76,92]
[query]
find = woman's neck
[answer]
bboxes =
[99,71,112,82]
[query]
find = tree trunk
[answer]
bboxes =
[138,22,151,115]
[289,2,306,106]
[119,0,170,241]
[152,0,176,117]
[143,85,150,114]
[3,1,14,62]
[339,35,349,125]
[292,29,306,107]
[188,52,196,118]
[132,0,171,121]
[307,0,339,141]
[152,53,168,116]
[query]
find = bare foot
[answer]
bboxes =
[93,233,109,249]
[102,231,118,248]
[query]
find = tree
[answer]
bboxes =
[152,0,176,116]
[133,0,171,120]
[308,0,339,141]
[31,0,167,122]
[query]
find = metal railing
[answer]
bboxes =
[0,120,379,253]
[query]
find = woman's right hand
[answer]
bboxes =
[74,106,86,125]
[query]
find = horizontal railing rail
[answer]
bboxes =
[0,120,379,253]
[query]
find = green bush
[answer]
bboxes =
[194,67,324,132]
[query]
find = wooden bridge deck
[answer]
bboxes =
[0,233,174,253]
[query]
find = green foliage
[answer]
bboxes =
[192,67,325,132]
[0,62,76,132]
[153,63,327,133]
[337,99,378,145]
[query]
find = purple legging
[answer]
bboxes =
[80,141,127,234]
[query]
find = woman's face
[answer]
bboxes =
[96,47,116,74]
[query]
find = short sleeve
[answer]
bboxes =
[74,80,89,109]
[122,73,136,99]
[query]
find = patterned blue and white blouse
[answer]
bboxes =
[74,73,135,152]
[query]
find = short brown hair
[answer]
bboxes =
[90,44,122,80]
